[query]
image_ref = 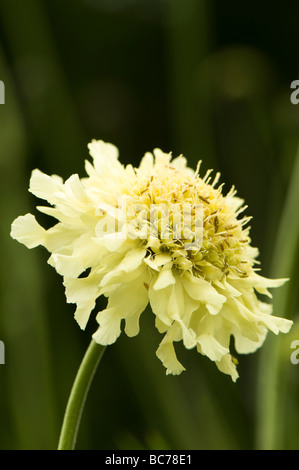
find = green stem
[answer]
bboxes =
[58,340,106,450]
[256,143,299,449]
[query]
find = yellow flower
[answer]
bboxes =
[11,140,293,381]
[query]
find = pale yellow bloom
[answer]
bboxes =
[11,140,293,381]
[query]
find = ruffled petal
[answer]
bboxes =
[182,272,226,315]
[156,324,186,375]
[197,333,229,362]
[153,263,176,290]
[251,274,289,298]
[216,354,239,382]
[10,214,46,248]
[29,169,63,203]
[149,280,173,326]
[88,140,123,179]
[64,271,102,329]
[48,234,103,278]
[93,266,149,345]
[100,247,147,287]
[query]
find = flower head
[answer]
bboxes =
[11,140,293,381]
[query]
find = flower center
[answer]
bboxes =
[114,162,254,281]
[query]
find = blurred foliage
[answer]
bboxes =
[0,0,299,450]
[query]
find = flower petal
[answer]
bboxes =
[93,266,149,344]
[88,140,123,179]
[100,247,147,287]
[48,234,103,278]
[149,280,173,326]
[153,263,175,290]
[156,324,186,375]
[29,169,63,203]
[197,333,229,362]
[10,214,46,248]
[64,272,102,329]
[216,354,239,382]
[182,272,226,315]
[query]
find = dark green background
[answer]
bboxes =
[0,0,299,450]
